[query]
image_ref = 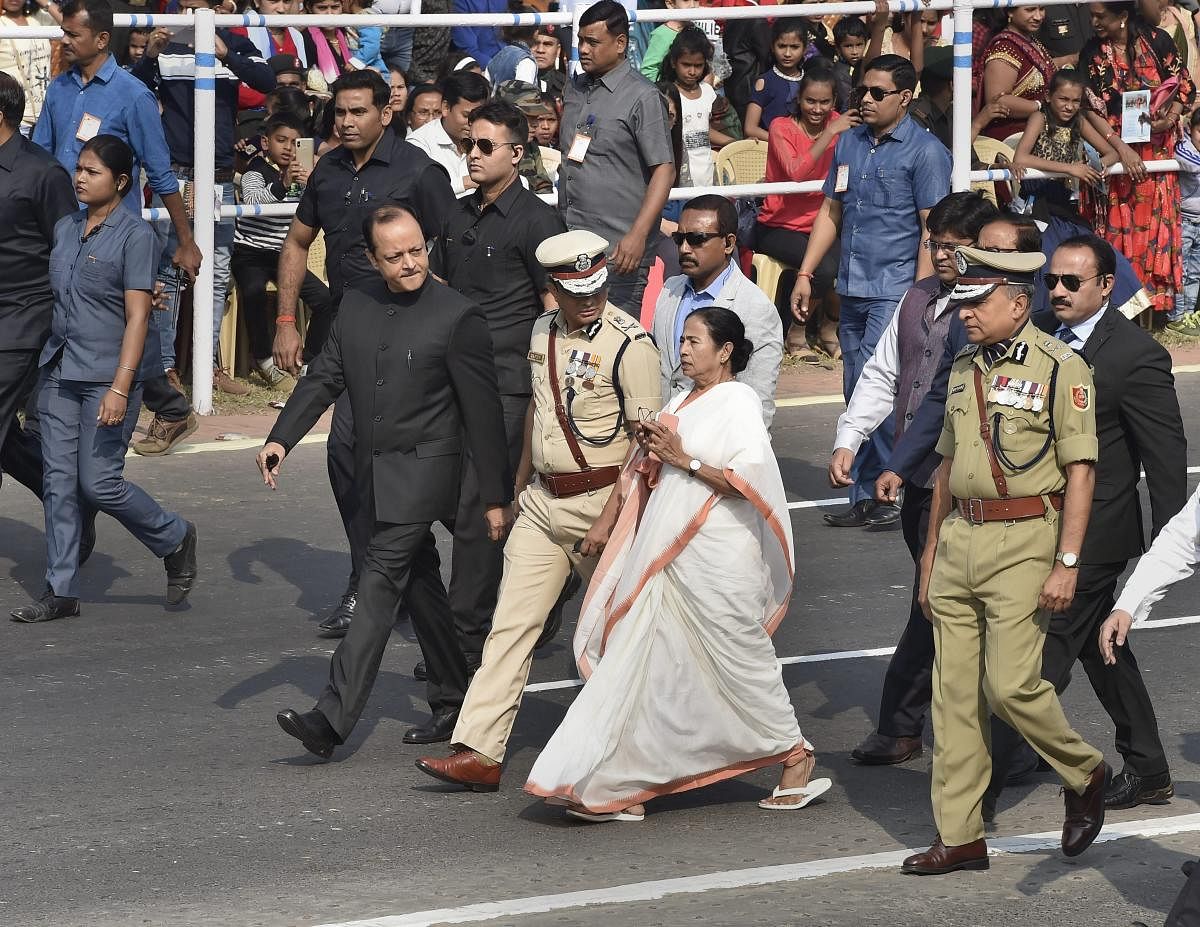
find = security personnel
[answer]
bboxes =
[902,247,1109,876]
[414,229,662,792]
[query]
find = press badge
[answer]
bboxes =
[834,164,850,193]
[567,133,591,163]
[76,113,102,142]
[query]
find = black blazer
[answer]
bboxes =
[1034,308,1187,564]
[268,276,513,525]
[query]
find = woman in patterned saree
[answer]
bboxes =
[1082,1,1195,314]
[979,5,1055,141]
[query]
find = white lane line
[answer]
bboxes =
[788,496,846,510]
[125,432,329,457]
[312,813,1200,927]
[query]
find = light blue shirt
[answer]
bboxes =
[673,260,735,363]
[1056,303,1107,350]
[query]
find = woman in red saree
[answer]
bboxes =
[979,5,1055,141]
[1082,1,1195,314]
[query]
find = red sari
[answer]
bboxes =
[1082,29,1196,313]
[979,28,1056,140]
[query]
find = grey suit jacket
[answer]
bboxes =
[652,261,784,425]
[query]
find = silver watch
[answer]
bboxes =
[1055,551,1079,568]
[687,458,702,478]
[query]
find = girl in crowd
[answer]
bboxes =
[978,4,1056,141]
[743,19,808,142]
[12,135,196,624]
[755,64,856,358]
[658,25,734,188]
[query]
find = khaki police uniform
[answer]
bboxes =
[927,247,1104,847]
[452,232,662,764]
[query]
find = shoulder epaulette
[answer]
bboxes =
[954,343,979,360]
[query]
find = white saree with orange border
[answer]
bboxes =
[524,381,810,813]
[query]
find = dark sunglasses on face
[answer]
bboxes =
[671,230,725,247]
[1043,272,1105,291]
[460,137,518,156]
[852,85,904,106]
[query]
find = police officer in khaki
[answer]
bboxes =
[415,229,662,791]
[902,247,1110,876]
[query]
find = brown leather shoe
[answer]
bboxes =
[1063,760,1110,857]
[851,732,923,765]
[901,838,989,875]
[416,748,501,792]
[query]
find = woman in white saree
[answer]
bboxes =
[525,308,831,821]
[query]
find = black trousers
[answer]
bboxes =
[0,348,44,498]
[875,484,936,738]
[447,393,528,657]
[230,246,332,363]
[327,393,370,594]
[316,520,467,738]
[990,559,1170,784]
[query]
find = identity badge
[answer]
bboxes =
[834,164,850,193]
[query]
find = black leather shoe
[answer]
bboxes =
[163,521,198,605]
[1105,769,1173,809]
[276,708,339,759]
[823,499,874,528]
[863,502,902,532]
[414,654,479,682]
[317,592,355,638]
[403,708,460,744]
[79,512,97,567]
[851,731,923,765]
[11,589,80,623]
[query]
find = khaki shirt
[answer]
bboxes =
[528,304,662,474]
[935,320,1098,500]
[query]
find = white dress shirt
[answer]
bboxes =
[1113,483,1200,625]
[406,117,471,195]
[1055,303,1107,349]
[833,290,952,455]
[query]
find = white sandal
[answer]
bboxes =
[565,808,645,823]
[757,777,833,811]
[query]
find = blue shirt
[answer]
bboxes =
[41,206,162,382]
[33,54,179,215]
[823,115,951,300]
[673,260,735,363]
[750,68,801,133]
[451,0,505,67]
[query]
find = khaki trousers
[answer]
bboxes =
[453,480,612,764]
[928,512,1103,846]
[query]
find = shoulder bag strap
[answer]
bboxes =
[547,324,592,472]
[973,365,1010,497]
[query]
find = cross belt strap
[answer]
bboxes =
[973,366,1010,497]
[547,325,592,472]
[956,493,1064,524]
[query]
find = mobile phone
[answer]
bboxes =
[295,137,315,172]
[849,86,867,111]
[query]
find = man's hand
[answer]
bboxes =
[151,280,169,312]
[828,448,854,487]
[917,545,936,622]
[1099,609,1134,665]
[256,442,288,489]
[172,239,202,282]
[580,514,616,558]
[146,28,171,60]
[610,230,645,276]
[1038,563,1078,613]
[213,32,228,60]
[484,504,514,542]
[876,470,904,504]
[273,322,304,375]
[790,275,812,323]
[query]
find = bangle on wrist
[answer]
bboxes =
[275,314,297,324]
[118,364,137,373]
[108,386,129,399]
[796,270,814,279]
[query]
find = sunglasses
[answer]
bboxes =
[924,238,970,253]
[852,86,904,105]
[460,138,518,156]
[670,230,725,247]
[1043,272,1105,291]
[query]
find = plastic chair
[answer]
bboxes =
[750,251,792,305]
[714,139,769,186]
[970,137,1017,207]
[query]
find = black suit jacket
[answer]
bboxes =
[1033,308,1187,564]
[268,276,513,525]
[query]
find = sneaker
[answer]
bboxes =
[251,359,296,392]
[132,412,199,457]
[166,368,186,393]
[1166,310,1200,338]
[214,365,251,396]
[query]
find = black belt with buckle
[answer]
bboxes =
[172,163,236,183]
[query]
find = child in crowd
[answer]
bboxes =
[1169,110,1200,334]
[486,3,539,85]
[658,25,734,187]
[231,113,333,388]
[744,19,808,141]
[123,26,153,69]
[640,0,703,81]
[831,16,869,112]
[1012,69,1117,207]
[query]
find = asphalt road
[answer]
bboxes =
[3,378,1200,927]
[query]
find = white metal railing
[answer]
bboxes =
[0,0,1141,412]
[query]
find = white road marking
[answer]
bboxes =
[311,813,1200,927]
[126,432,328,457]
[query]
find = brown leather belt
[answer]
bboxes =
[956,493,1064,524]
[540,466,620,498]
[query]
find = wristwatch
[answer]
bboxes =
[687,458,702,478]
[1055,551,1080,568]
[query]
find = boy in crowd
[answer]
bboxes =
[832,16,870,112]
[231,112,332,388]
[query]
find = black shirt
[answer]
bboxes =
[0,132,80,350]
[296,129,456,302]
[431,179,566,395]
[1038,5,1093,59]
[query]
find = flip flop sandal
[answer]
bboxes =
[757,777,833,811]
[565,808,645,823]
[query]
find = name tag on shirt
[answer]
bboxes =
[834,164,850,193]
[567,134,591,163]
[76,113,102,143]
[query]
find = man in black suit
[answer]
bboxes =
[260,205,514,758]
[987,234,1186,815]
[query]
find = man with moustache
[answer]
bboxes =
[263,205,512,758]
